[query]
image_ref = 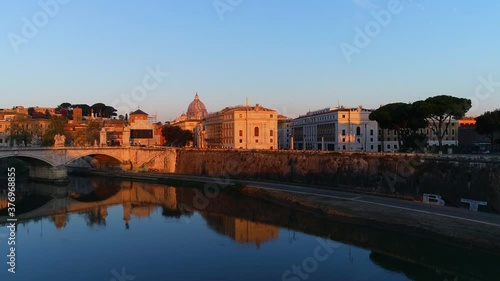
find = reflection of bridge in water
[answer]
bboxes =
[1,178,500,280]
[0,179,280,248]
[0,147,177,182]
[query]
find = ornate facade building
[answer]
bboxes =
[201,103,278,149]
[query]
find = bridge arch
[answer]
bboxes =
[0,154,58,167]
[65,153,124,169]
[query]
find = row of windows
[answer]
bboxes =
[381,128,457,136]
[340,127,375,136]
[237,113,275,118]
[238,128,274,137]
[341,137,375,143]
[238,139,274,143]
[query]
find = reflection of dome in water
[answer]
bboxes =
[186,93,208,120]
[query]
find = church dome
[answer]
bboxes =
[187,93,208,120]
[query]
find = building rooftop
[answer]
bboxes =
[186,93,208,120]
[207,104,276,117]
[130,109,148,115]
[296,106,374,119]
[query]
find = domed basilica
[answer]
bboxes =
[171,93,208,132]
[187,93,208,120]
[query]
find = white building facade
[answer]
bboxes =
[291,106,378,152]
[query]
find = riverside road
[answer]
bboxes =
[162,174,500,228]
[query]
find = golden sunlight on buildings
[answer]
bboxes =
[200,103,278,149]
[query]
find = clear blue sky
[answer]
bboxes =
[1,0,499,121]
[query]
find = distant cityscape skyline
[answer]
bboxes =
[2,1,499,122]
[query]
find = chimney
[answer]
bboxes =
[246,98,250,106]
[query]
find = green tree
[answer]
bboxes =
[414,95,472,151]
[91,103,106,117]
[55,102,72,117]
[28,107,35,117]
[103,105,117,118]
[85,119,102,145]
[475,109,500,146]
[161,125,193,147]
[72,104,91,116]
[42,116,70,146]
[71,120,102,146]
[8,116,34,146]
[369,103,427,151]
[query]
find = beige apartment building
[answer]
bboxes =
[0,112,50,146]
[202,104,278,149]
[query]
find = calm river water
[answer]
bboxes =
[0,176,499,281]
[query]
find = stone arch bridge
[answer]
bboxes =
[0,147,177,182]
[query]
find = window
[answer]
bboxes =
[394,145,398,149]
[239,130,243,137]
[357,139,360,143]
[370,129,373,136]
[254,127,259,137]
[270,139,273,143]
[342,115,345,118]
[342,129,346,136]
[0,139,2,143]
[452,129,455,135]
[270,114,274,118]
[342,138,345,142]
[343,145,346,150]
[370,145,374,150]
[239,139,243,143]
[255,139,259,143]
[387,144,390,149]
[270,130,274,136]
[356,127,361,135]
[370,138,373,142]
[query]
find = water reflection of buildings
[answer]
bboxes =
[2,179,500,281]
[203,214,279,248]
[0,193,7,209]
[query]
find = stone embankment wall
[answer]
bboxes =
[174,150,500,212]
